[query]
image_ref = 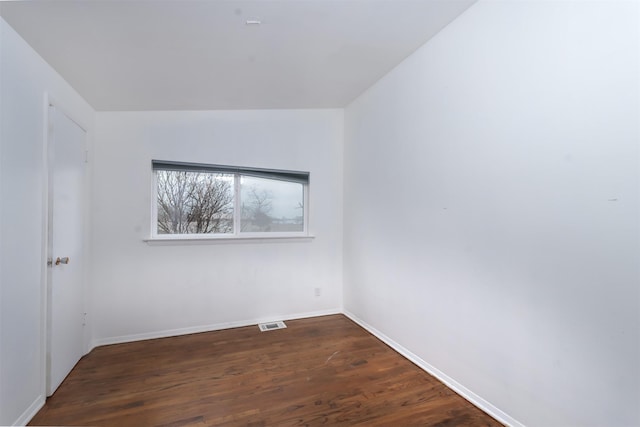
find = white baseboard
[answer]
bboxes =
[342,310,525,427]
[13,394,45,426]
[90,308,341,350]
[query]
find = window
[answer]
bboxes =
[152,161,309,239]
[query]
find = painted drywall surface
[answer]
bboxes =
[0,17,94,425]
[91,110,343,343]
[344,1,639,426]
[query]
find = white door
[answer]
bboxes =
[47,106,86,396]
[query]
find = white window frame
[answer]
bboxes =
[149,161,310,242]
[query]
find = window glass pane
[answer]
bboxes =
[156,170,234,234]
[241,176,304,233]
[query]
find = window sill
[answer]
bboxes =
[144,234,315,245]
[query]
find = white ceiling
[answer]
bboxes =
[0,0,475,111]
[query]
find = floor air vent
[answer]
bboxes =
[258,321,287,332]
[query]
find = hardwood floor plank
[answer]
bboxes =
[29,314,501,426]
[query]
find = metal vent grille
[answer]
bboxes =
[258,321,287,332]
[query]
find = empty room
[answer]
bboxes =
[0,0,638,426]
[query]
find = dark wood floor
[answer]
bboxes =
[30,314,500,426]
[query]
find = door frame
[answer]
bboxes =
[41,94,91,397]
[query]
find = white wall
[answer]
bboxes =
[344,1,639,427]
[0,17,95,426]
[91,110,343,345]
